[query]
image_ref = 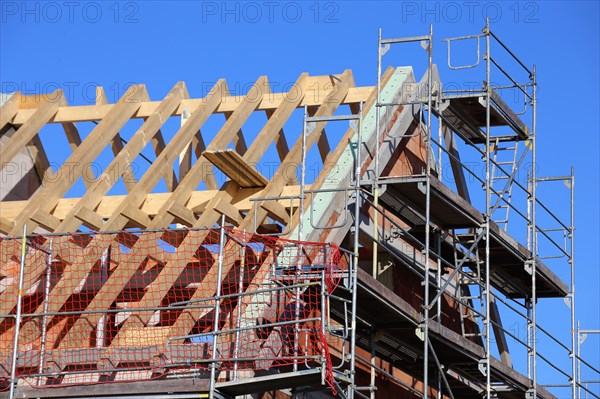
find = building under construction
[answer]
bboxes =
[0,22,597,399]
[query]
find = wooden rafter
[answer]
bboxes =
[151,129,178,191]
[0,72,385,370]
[14,81,228,342]
[308,105,332,162]
[61,122,93,189]
[110,132,138,192]
[6,85,148,236]
[26,134,52,183]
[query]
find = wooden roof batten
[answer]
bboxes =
[8,78,372,126]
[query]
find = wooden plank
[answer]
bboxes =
[74,206,104,230]
[61,122,83,150]
[166,202,197,226]
[26,134,53,183]
[275,128,291,160]
[11,83,374,125]
[213,197,242,225]
[120,204,152,227]
[178,106,192,183]
[12,378,210,398]
[191,130,218,190]
[0,216,13,233]
[204,149,268,188]
[151,129,178,191]
[260,199,290,224]
[110,133,138,192]
[317,128,331,161]
[268,112,298,185]
[225,112,248,155]
[223,110,249,158]
[0,90,64,166]
[30,209,60,231]
[233,126,248,155]
[61,122,92,189]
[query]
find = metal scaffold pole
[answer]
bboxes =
[373,28,382,281]
[349,102,364,399]
[376,25,435,399]
[422,23,434,399]
[571,169,578,399]
[9,225,27,399]
[530,63,538,399]
[38,237,53,386]
[484,18,492,399]
[209,215,227,399]
[578,320,581,399]
[232,229,247,381]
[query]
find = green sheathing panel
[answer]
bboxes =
[289,66,414,242]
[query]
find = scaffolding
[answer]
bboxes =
[353,19,593,399]
[0,20,598,399]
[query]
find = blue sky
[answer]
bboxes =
[1,1,598,396]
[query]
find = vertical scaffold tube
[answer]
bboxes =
[38,238,53,384]
[423,24,433,399]
[349,102,364,399]
[209,215,226,399]
[233,230,246,381]
[570,167,576,399]
[9,225,27,399]
[484,18,492,399]
[531,63,538,399]
[373,28,382,281]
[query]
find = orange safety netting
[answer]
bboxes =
[0,228,344,392]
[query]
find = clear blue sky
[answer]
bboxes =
[1,1,598,396]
